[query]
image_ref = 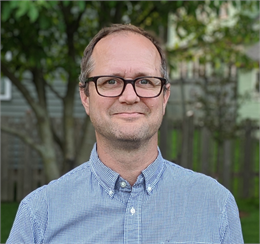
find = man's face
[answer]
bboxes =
[80,32,170,148]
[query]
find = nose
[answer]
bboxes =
[118,83,140,104]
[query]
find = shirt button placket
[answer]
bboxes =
[124,186,143,244]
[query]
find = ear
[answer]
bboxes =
[162,83,170,115]
[79,88,90,115]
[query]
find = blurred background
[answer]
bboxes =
[1,1,259,243]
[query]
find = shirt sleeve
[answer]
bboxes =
[6,187,47,244]
[220,192,244,244]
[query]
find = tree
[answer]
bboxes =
[1,1,258,182]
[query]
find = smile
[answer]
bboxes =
[113,112,144,119]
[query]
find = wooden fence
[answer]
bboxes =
[1,116,259,202]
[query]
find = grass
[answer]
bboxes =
[1,202,19,243]
[237,198,259,243]
[1,199,259,243]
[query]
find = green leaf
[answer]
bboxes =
[28,4,39,22]
[9,1,20,9]
[2,6,11,22]
[78,1,85,11]
[63,1,70,7]
[15,1,30,19]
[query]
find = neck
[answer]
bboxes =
[95,135,159,186]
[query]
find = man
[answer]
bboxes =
[7,24,243,243]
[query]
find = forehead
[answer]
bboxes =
[90,31,161,77]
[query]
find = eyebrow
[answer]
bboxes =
[110,72,153,78]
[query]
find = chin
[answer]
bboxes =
[113,131,155,150]
[113,137,143,151]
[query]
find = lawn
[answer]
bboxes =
[2,199,259,243]
[237,198,259,243]
[1,202,19,243]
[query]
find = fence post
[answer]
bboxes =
[222,140,232,191]
[201,127,211,175]
[181,113,194,169]
[23,142,33,199]
[242,120,253,198]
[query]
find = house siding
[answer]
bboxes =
[1,77,86,118]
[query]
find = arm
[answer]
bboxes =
[220,193,244,244]
[6,188,47,244]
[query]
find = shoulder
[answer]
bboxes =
[22,161,92,206]
[48,161,92,189]
[163,160,226,188]
[162,160,231,204]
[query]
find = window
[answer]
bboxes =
[0,77,12,101]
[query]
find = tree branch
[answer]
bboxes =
[43,78,64,100]
[1,125,43,155]
[31,68,47,110]
[1,63,45,119]
[136,5,157,26]
[50,119,64,153]
[74,7,85,32]
[113,1,124,23]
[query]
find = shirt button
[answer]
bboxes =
[120,181,127,188]
[130,207,135,215]
[147,186,152,192]
[109,190,113,196]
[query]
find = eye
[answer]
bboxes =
[139,79,151,85]
[106,79,117,85]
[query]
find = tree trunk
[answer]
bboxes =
[38,114,60,182]
[75,116,96,166]
[62,91,76,173]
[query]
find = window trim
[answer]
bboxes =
[0,78,12,101]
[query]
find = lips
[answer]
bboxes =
[114,111,143,115]
[109,105,149,117]
[112,111,145,120]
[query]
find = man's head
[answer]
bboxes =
[79,24,170,149]
[79,24,168,96]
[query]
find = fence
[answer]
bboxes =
[1,115,259,202]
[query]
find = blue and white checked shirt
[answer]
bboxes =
[7,144,244,244]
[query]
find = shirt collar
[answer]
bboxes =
[141,149,165,194]
[89,143,165,196]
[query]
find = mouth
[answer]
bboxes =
[113,112,144,119]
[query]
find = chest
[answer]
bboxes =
[44,186,221,244]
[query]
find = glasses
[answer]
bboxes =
[84,75,167,98]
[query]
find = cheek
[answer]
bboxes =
[147,99,165,113]
[89,97,113,117]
